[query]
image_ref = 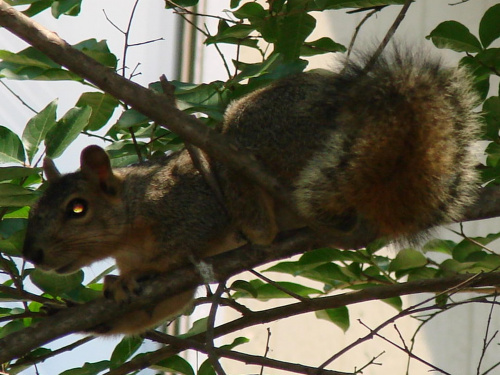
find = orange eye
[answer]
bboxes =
[66,198,88,218]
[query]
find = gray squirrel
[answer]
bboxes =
[22,50,481,334]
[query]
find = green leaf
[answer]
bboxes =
[0,184,38,207]
[0,251,19,275]
[152,355,195,375]
[0,47,81,81]
[473,254,500,271]
[165,0,199,7]
[479,4,500,48]
[198,359,216,375]
[110,336,143,368]
[63,284,102,303]
[51,0,81,18]
[299,247,367,265]
[45,106,92,158]
[0,228,25,256]
[30,269,84,296]
[389,249,427,272]
[301,37,346,56]
[21,99,58,162]
[22,0,53,18]
[406,267,438,282]
[59,361,111,375]
[440,259,475,275]
[105,142,144,167]
[233,2,266,19]
[0,167,40,182]
[76,92,119,131]
[0,217,25,238]
[220,336,250,350]
[459,55,491,101]
[233,54,282,82]
[315,307,350,332]
[314,0,405,10]
[477,48,500,72]
[275,11,316,61]
[0,126,25,164]
[233,279,321,300]
[427,21,482,53]
[207,23,255,40]
[114,109,150,130]
[483,96,500,142]
[0,320,25,339]
[382,296,403,311]
[422,239,456,255]
[485,142,500,167]
[0,48,59,69]
[180,317,209,338]
[300,263,353,287]
[452,232,500,262]
[230,0,242,8]
[3,206,31,220]
[230,280,258,298]
[73,39,117,68]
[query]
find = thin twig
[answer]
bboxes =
[317,272,483,370]
[353,351,384,373]
[203,23,232,79]
[362,0,413,73]
[346,7,383,60]
[206,282,227,375]
[249,269,310,302]
[11,336,94,370]
[142,331,352,375]
[477,293,498,375]
[0,80,38,113]
[359,320,452,375]
[260,327,272,375]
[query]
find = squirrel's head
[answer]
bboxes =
[23,146,126,274]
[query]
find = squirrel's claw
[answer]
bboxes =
[103,274,149,303]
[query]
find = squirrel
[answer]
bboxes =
[22,50,481,334]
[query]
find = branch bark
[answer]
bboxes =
[1,225,500,365]
[105,271,500,375]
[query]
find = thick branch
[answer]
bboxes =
[144,332,352,375]
[1,225,500,365]
[106,271,500,375]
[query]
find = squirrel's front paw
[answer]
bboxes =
[103,273,156,303]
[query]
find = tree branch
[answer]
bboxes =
[0,0,287,205]
[144,332,353,375]
[2,226,500,365]
[103,270,500,375]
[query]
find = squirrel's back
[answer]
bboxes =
[223,50,481,241]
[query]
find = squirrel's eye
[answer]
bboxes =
[66,198,88,218]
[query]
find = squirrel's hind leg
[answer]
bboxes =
[219,167,278,246]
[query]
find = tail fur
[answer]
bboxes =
[293,50,481,240]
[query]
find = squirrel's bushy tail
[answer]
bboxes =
[294,50,481,240]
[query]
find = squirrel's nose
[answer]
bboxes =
[23,237,44,265]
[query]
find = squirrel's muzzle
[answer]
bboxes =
[22,236,44,265]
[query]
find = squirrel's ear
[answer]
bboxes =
[80,146,120,194]
[43,157,61,183]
